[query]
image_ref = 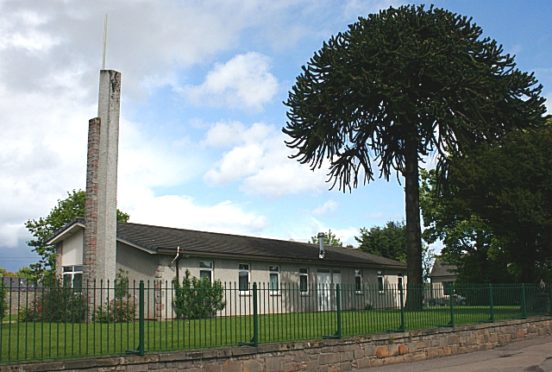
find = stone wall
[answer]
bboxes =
[4,317,552,372]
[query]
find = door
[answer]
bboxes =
[332,271,341,310]
[317,270,331,311]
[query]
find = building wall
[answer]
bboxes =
[149,256,405,318]
[116,243,158,284]
[60,230,84,267]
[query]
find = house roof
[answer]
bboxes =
[49,220,406,271]
[429,257,457,279]
[118,222,405,270]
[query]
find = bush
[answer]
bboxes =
[19,281,86,323]
[173,270,225,319]
[95,269,136,323]
[0,280,6,320]
[95,297,136,322]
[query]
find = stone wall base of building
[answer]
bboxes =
[4,317,552,372]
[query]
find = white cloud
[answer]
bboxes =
[121,190,267,235]
[202,121,272,149]
[203,121,329,196]
[312,200,338,216]
[183,52,278,111]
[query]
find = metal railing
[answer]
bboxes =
[1,279,551,364]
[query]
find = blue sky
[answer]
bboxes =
[0,0,550,272]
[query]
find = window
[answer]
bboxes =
[299,268,308,294]
[398,276,404,291]
[377,271,384,293]
[355,269,362,293]
[443,281,453,296]
[63,265,83,290]
[199,260,213,283]
[269,266,280,295]
[239,264,250,293]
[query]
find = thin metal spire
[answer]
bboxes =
[102,14,108,69]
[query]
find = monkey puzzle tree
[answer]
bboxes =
[283,5,546,308]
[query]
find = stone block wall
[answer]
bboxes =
[4,317,552,371]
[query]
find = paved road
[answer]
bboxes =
[359,335,552,372]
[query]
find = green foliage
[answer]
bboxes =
[356,221,434,281]
[25,189,130,280]
[357,221,407,262]
[173,270,225,320]
[0,280,6,320]
[282,4,546,298]
[421,124,552,282]
[443,126,552,282]
[95,269,136,323]
[19,280,86,323]
[310,229,343,247]
[420,169,513,283]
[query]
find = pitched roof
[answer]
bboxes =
[119,222,405,270]
[429,257,457,278]
[48,220,405,270]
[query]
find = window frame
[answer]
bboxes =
[238,263,250,295]
[354,269,362,294]
[269,265,280,295]
[299,268,309,295]
[377,271,385,294]
[62,265,83,291]
[199,260,213,283]
[443,281,453,296]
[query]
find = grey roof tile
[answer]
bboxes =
[117,222,405,270]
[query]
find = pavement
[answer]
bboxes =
[358,334,552,372]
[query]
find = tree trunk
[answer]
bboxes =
[404,135,423,310]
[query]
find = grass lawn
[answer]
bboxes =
[0,306,535,364]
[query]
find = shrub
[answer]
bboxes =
[173,270,225,320]
[0,280,6,320]
[95,269,136,323]
[19,280,86,323]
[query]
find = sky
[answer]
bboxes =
[0,0,550,272]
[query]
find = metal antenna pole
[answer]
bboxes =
[102,14,108,69]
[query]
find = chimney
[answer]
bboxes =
[318,232,325,259]
[83,70,121,285]
[83,118,101,285]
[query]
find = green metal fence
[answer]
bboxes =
[0,279,551,364]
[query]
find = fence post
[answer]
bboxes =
[521,283,527,319]
[488,283,494,323]
[138,280,145,356]
[399,282,405,331]
[336,284,342,338]
[448,283,455,328]
[252,282,259,346]
[549,285,552,316]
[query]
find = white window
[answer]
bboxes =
[377,271,385,293]
[299,268,308,295]
[63,265,83,290]
[199,260,213,283]
[239,264,250,293]
[269,265,280,295]
[355,269,362,293]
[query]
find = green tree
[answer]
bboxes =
[310,229,343,247]
[283,5,546,307]
[357,221,407,262]
[420,169,513,283]
[357,221,434,280]
[435,125,552,282]
[25,190,130,281]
